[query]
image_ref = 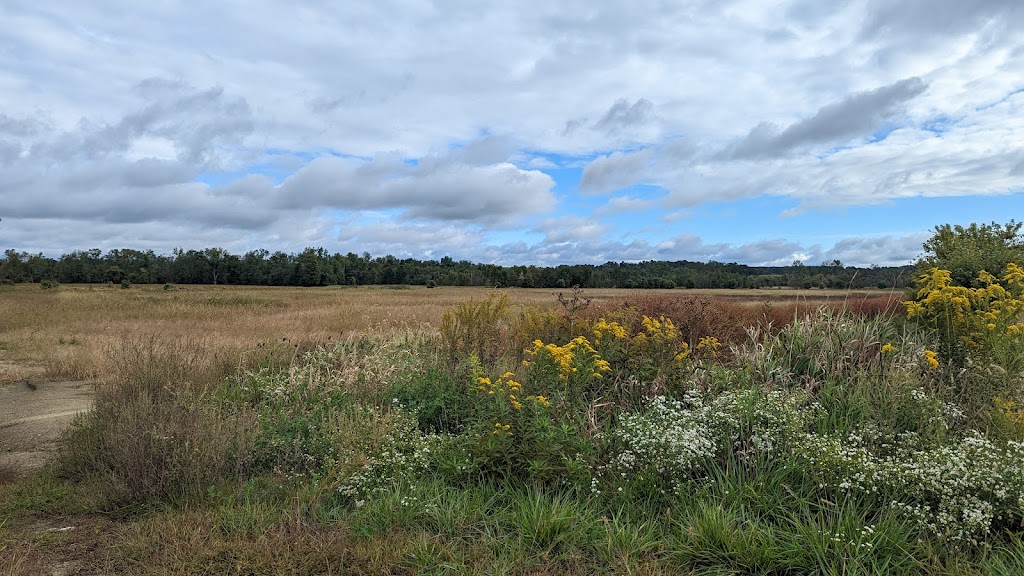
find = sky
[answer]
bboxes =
[1,0,1022,267]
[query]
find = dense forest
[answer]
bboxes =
[0,247,913,290]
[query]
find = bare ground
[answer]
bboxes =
[0,377,93,477]
[0,369,104,576]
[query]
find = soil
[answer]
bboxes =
[0,378,94,476]
[1,374,103,575]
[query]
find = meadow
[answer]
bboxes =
[1,279,1023,575]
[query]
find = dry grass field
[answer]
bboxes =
[0,283,896,386]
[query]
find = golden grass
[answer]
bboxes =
[0,283,894,384]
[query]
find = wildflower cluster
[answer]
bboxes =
[524,336,612,388]
[592,317,628,343]
[624,315,702,377]
[994,396,1024,426]
[475,371,550,411]
[796,424,1024,546]
[992,396,1024,439]
[597,389,808,496]
[326,407,442,504]
[906,265,1024,366]
[641,315,680,343]
[695,336,722,360]
[598,395,716,496]
[466,366,586,484]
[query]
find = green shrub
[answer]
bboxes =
[315,407,442,508]
[235,336,426,474]
[389,364,471,433]
[463,368,590,485]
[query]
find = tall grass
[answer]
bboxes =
[58,337,257,504]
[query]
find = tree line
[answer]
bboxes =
[0,247,913,290]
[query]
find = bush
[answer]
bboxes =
[235,335,428,474]
[314,406,442,507]
[60,338,255,503]
[905,266,1024,371]
[40,279,59,290]
[389,365,471,433]
[461,366,590,485]
[798,430,1024,547]
[918,220,1023,288]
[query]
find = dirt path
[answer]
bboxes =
[0,378,94,476]
[0,376,107,575]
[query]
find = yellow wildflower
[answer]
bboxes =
[881,343,895,354]
[696,336,721,358]
[593,318,628,341]
[675,342,691,363]
[923,349,939,369]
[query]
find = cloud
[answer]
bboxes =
[594,98,655,135]
[725,77,928,159]
[0,79,277,230]
[16,78,254,173]
[594,195,658,217]
[336,221,485,258]
[861,0,1022,39]
[821,234,928,267]
[277,153,556,225]
[0,74,554,235]
[579,150,652,195]
[533,215,609,244]
[0,113,47,137]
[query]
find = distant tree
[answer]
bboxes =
[918,220,1024,287]
[203,248,230,285]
